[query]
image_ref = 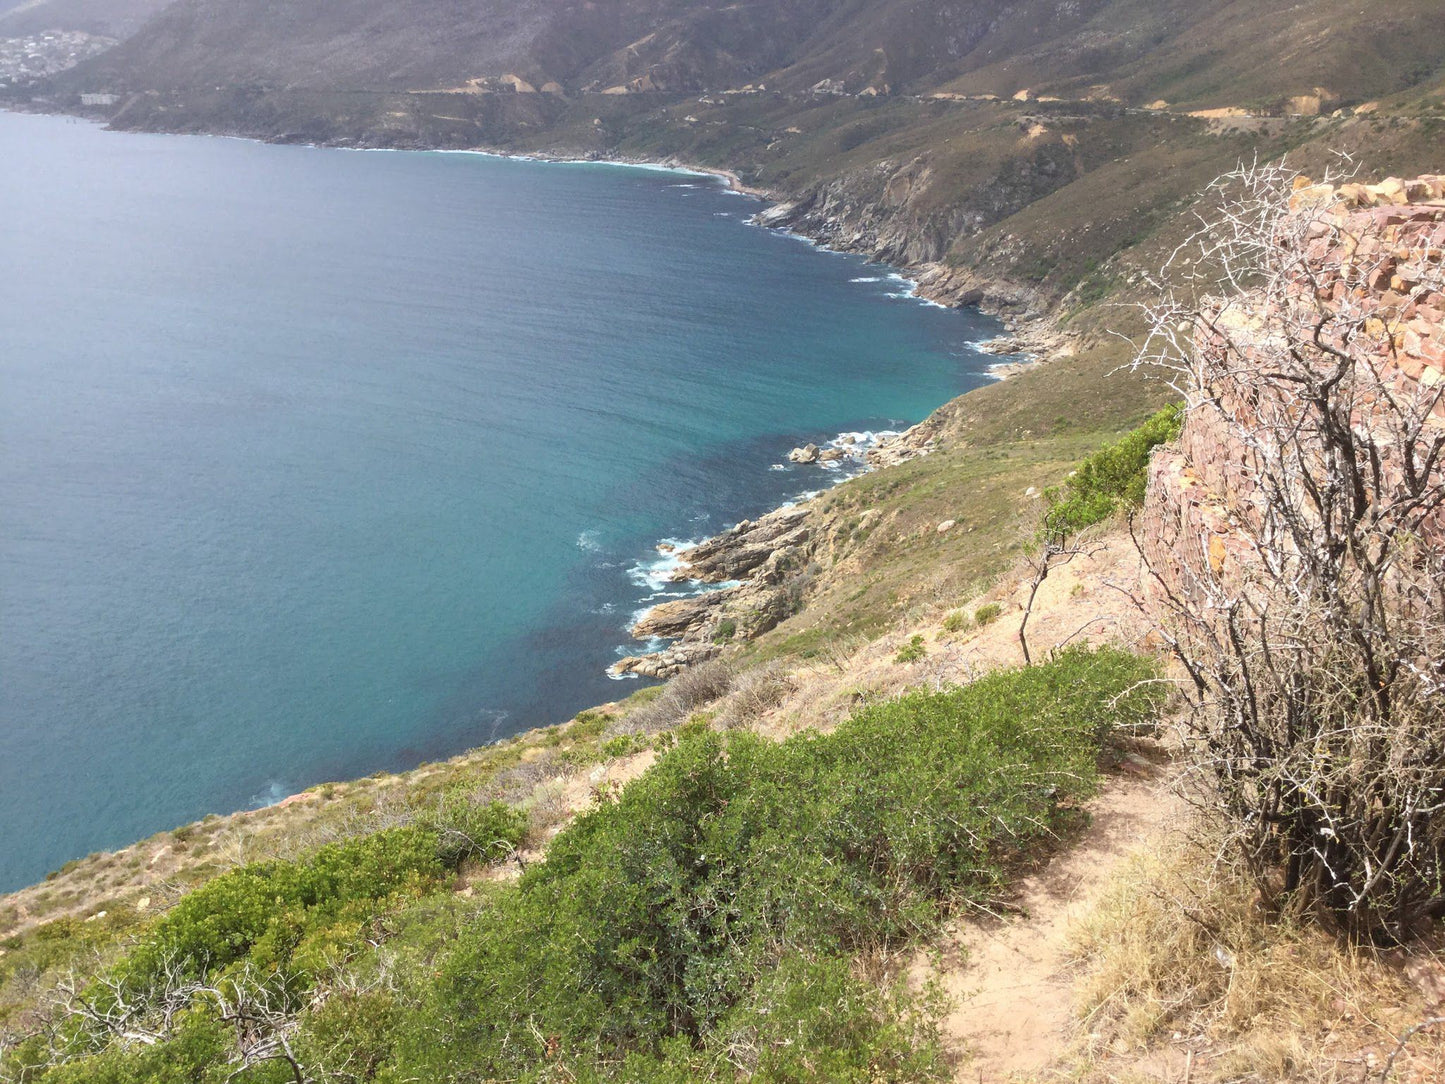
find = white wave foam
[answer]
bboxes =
[850,275,884,282]
[882,279,949,309]
[248,780,291,809]
[576,529,601,552]
[625,539,701,592]
[784,489,824,505]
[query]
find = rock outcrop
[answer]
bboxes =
[787,443,820,463]
[867,420,940,468]
[669,505,811,583]
[610,503,819,678]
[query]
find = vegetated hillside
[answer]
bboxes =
[3,6,1445,1077]
[41,0,1445,106]
[0,0,170,38]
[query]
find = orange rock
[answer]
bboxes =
[1208,534,1228,574]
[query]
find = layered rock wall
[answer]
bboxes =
[1138,176,1445,614]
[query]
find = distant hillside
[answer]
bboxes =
[8,0,1433,373]
[46,0,1445,107]
[0,0,169,38]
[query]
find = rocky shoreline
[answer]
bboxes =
[609,420,945,679]
[598,176,1071,680]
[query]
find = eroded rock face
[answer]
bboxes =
[630,588,740,639]
[619,504,818,676]
[868,421,939,468]
[669,506,811,583]
[611,641,719,679]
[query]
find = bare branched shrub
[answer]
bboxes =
[669,658,736,709]
[612,659,736,735]
[1135,161,1445,939]
[717,664,796,728]
[13,961,313,1083]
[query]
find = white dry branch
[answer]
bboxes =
[1132,160,1445,939]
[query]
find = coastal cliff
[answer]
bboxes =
[4,2,1445,1077]
[6,165,1445,1083]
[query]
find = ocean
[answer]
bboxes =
[0,110,1000,890]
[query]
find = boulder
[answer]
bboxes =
[788,443,820,463]
[610,642,720,680]
[671,505,811,582]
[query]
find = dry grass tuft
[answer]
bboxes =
[1067,827,1445,1082]
[716,664,795,728]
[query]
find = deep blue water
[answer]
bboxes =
[0,110,999,890]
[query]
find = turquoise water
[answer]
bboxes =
[0,111,999,890]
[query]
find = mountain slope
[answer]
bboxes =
[47,0,1445,108]
[0,0,170,38]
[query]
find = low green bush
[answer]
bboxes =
[1041,403,1182,542]
[426,795,528,868]
[942,609,971,633]
[113,824,446,993]
[894,633,927,663]
[397,647,1161,1081]
[9,650,1160,1084]
[602,733,649,758]
[974,602,1003,626]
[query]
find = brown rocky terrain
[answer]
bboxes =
[612,421,947,678]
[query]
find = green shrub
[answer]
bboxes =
[15,651,1162,1084]
[974,602,1003,626]
[113,825,448,994]
[398,648,1162,1080]
[1041,404,1182,542]
[894,634,927,663]
[712,617,738,644]
[602,733,649,758]
[942,610,971,633]
[37,1011,234,1084]
[569,710,609,741]
[426,795,528,868]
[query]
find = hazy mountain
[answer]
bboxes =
[49,0,1445,108]
[0,0,171,38]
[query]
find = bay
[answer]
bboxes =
[0,110,999,890]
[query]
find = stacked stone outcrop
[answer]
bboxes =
[1138,175,1445,615]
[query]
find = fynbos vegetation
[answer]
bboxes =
[0,649,1161,1082]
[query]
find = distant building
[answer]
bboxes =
[80,92,118,106]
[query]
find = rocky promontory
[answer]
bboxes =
[611,503,821,679]
[611,419,952,679]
